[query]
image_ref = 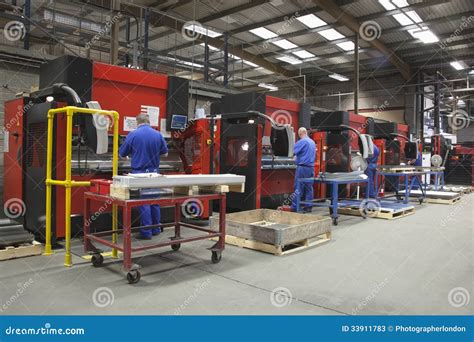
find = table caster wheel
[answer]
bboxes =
[171,243,181,251]
[127,270,141,284]
[91,253,104,267]
[211,251,222,264]
[418,198,424,204]
[332,218,338,226]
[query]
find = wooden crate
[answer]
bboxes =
[0,241,43,261]
[212,232,331,256]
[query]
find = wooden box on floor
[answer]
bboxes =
[210,209,332,256]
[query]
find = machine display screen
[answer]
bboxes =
[170,115,188,130]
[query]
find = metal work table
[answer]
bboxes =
[375,170,426,204]
[83,191,226,284]
[420,170,445,190]
[295,177,370,225]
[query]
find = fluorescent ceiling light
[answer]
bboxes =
[450,61,465,70]
[318,28,345,41]
[336,41,355,51]
[183,23,221,38]
[378,0,409,11]
[393,11,422,26]
[296,14,327,28]
[408,28,439,43]
[292,50,315,59]
[276,55,302,65]
[229,53,241,60]
[181,60,204,68]
[258,83,278,91]
[249,27,278,39]
[243,60,259,67]
[199,43,219,51]
[272,39,298,49]
[329,73,349,81]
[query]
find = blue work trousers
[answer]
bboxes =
[291,165,314,211]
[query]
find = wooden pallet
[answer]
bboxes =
[339,206,415,220]
[423,196,461,205]
[0,241,43,261]
[212,232,331,256]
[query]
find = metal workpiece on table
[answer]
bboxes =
[83,192,227,284]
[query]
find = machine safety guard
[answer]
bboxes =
[43,106,120,267]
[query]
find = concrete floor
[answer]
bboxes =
[1,194,472,315]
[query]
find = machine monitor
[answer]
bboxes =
[170,115,188,130]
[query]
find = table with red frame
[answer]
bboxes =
[83,191,226,284]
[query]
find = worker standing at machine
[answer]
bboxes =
[291,127,316,213]
[119,113,169,239]
[366,144,380,198]
[407,140,423,189]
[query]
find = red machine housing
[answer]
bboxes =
[3,56,191,240]
[214,92,309,211]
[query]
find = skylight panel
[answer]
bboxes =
[249,27,278,39]
[318,28,345,41]
[296,14,327,28]
[292,50,315,59]
[272,39,298,50]
[276,56,302,65]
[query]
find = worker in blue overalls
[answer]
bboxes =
[365,145,380,198]
[407,141,423,189]
[291,127,316,213]
[119,113,169,240]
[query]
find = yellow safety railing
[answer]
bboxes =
[43,106,120,267]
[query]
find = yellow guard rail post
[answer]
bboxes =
[43,106,119,267]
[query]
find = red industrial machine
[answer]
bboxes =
[3,55,189,241]
[211,92,310,211]
[309,111,374,198]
